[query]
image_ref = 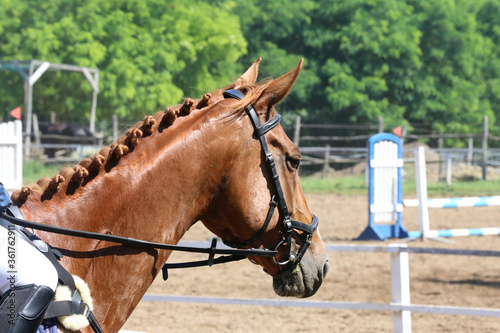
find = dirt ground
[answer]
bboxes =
[121,193,500,333]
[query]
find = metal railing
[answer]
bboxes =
[143,241,500,333]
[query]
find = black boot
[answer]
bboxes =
[0,284,55,333]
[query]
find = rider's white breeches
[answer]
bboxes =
[0,223,58,295]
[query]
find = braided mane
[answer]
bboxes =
[11,81,272,207]
[10,91,216,205]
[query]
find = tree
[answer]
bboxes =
[0,0,247,124]
[407,0,494,138]
[234,0,420,127]
[233,0,500,143]
[232,0,319,117]
[2,0,500,144]
[477,0,500,137]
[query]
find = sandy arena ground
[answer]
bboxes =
[121,193,500,333]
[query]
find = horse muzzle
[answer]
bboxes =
[272,250,329,298]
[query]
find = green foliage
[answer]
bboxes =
[1,0,500,143]
[0,0,246,123]
[407,0,494,134]
[234,0,500,141]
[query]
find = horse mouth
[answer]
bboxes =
[272,256,329,298]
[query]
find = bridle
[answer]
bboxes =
[221,89,319,278]
[1,89,319,281]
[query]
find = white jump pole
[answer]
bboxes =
[414,147,430,240]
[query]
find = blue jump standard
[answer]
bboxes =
[357,133,407,241]
[357,224,409,241]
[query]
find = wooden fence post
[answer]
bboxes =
[467,137,473,167]
[293,116,301,147]
[482,115,488,180]
[378,116,384,133]
[445,155,452,188]
[32,113,41,145]
[401,125,408,145]
[112,114,119,142]
[50,111,56,124]
[322,145,330,178]
[438,138,443,180]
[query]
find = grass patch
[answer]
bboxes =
[299,175,367,195]
[300,175,500,198]
[422,179,500,198]
[23,161,67,185]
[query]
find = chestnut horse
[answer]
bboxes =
[10,58,329,333]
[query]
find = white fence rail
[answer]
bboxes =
[145,242,500,333]
[0,121,23,193]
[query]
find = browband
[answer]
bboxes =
[223,89,282,137]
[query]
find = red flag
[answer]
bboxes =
[393,126,402,137]
[9,106,21,120]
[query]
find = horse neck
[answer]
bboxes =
[19,106,239,332]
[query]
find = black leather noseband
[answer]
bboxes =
[222,89,319,277]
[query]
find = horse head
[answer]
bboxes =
[201,59,329,298]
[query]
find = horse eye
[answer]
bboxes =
[286,156,301,170]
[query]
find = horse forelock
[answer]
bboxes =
[11,80,273,207]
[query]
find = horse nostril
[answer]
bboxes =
[323,259,330,278]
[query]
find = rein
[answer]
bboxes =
[0,211,277,280]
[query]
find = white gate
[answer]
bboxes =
[0,120,23,193]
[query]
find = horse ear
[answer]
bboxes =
[234,57,261,88]
[259,59,303,107]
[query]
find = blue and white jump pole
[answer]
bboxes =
[404,146,500,240]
